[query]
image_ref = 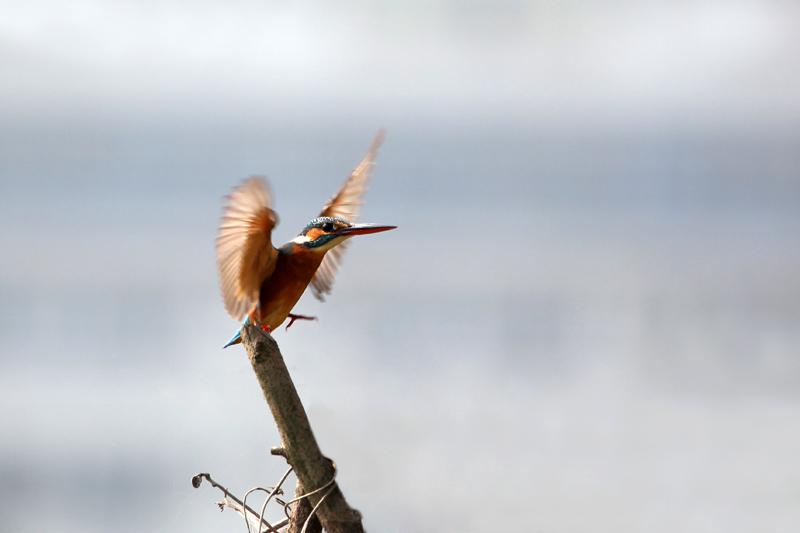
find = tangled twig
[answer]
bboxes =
[193,464,338,533]
[192,473,287,533]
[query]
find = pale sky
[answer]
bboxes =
[2,1,799,130]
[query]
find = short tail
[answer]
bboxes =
[222,329,242,348]
[222,317,252,348]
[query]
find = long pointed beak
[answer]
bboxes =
[334,223,397,236]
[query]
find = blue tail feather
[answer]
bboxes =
[222,329,242,348]
[222,317,252,348]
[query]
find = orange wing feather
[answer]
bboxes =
[310,130,386,301]
[216,177,279,321]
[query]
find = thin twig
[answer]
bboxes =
[192,473,287,533]
[256,468,294,533]
[242,487,275,533]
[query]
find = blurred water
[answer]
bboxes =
[1,120,799,531]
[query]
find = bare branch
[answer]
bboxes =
[240,323,365,533]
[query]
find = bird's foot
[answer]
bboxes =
[249,315,271,334]
[286,313,317,330]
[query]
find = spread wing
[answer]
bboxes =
[310,130,386,301]
[216,177,279,321]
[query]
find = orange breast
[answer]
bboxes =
[254,249,324,330]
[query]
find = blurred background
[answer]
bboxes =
[1,1,799,531]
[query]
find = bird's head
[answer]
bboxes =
[291,216,396,252]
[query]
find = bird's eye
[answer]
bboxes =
[322,222,334,232]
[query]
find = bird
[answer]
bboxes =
[216,131,396,348]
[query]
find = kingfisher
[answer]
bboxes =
[217,131,395,348]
